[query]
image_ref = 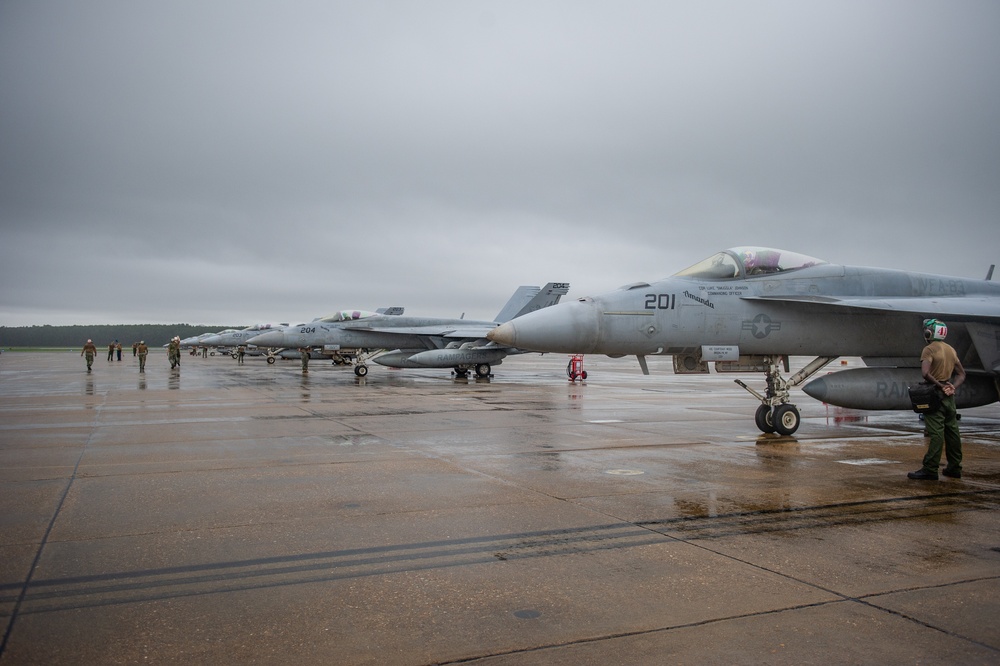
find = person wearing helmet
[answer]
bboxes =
[908,319,966,480]
[137,340,149,373]
[81,339,97,372]
[168,336,181,370]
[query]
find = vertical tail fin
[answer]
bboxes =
[493,283,570,322]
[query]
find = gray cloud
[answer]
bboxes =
[2,1,998,327]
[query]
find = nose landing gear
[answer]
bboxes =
[738,356,836,436]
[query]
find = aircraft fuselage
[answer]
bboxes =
[491,264,999,363]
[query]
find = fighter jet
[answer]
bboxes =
[199,323,289,348]
[247,283,570,377]
[487,247,999,435]
[257,307,404,365]
[177,332,218,348]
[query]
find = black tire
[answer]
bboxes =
[773,404,800,436]
[755,404,776,433]
[355,365,368,377]
[475,363,491,378]
[266,356,275,365]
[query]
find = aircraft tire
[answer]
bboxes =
[475,363,491,378]
[355,365,368,377]
[754,404,776,434]
[266,356,275,365]
[773,404,800,436]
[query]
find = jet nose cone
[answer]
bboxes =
[487,322,516,346]
[487,299,600,353]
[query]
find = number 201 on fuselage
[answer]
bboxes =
[644,294,676,310]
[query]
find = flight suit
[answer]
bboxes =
[919,341,962,475]
[82,342,97,371]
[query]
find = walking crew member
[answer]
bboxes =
[168,337,181,370]
[82,339,97,372]
[137,341,149,373]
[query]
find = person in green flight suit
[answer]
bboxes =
[908,319,966,481]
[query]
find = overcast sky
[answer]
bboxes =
[2,1,998,328]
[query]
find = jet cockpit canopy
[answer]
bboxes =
[674,247,826,280]
[318,310,380,323]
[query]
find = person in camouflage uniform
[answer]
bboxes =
[168,337,181,370]
[81,339,97,372]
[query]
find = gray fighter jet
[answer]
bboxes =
[199,323,289,348]
[488,247,999,435]
[247,283,570,378]
[257,307,405,365]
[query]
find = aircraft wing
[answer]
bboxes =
[742,295,1000,321]
[342,324,497,338]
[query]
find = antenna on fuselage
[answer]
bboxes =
[987,264,995,281]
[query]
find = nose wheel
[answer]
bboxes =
[754,403,801,435]
[754,404,775,433]
[738,356,835,436]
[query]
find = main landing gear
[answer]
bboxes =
[735,356,836,436]
[453,364,492,379]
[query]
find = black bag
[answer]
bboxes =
[908,383,942,414]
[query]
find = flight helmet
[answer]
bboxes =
[923,318,948,342]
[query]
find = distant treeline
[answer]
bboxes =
[0,325,245,349]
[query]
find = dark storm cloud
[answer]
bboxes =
[1,1,998,327]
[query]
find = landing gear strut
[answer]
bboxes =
[736,356,836,436]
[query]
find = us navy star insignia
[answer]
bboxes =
[742,313,782,339]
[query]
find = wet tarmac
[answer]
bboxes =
[1,350,998,664]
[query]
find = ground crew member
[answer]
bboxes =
[116,341,123,361]
[108,341,115,361]
[132,342,138,357]
[300,347,309,374]
[908,319,966,481]
[137,341,149,372]
[202,346,208,358]
[81,339,97,372]
[237,345,245,365]
[168,337,181,370]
